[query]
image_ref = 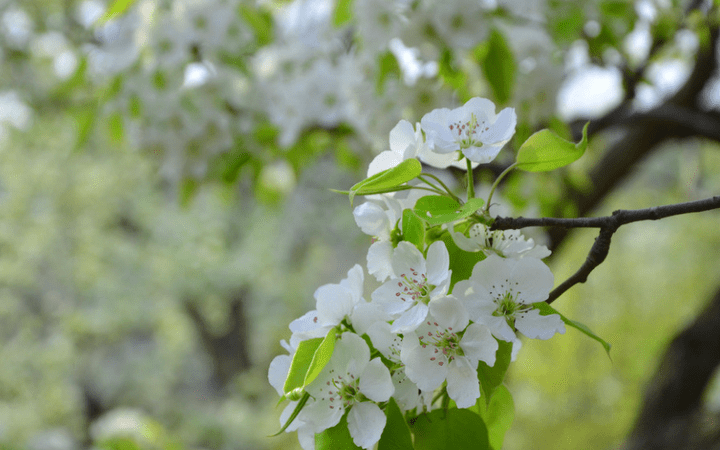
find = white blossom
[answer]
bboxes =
[420,97,517,164]
[371,241,451,333]
[450,223,551,259]
[401,296,497,408]
[454,255,565,342]
[300,333,394,449]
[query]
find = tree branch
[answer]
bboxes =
[491,196,720,303]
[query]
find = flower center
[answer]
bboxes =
[396,269,432,304]
[319,369,362,410]
[418,321,463,366]
[489,281,530,328]
[447,113,490,149]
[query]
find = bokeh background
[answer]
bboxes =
[1,0,720,449]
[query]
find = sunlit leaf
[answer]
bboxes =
[412,408,489,450]
[378,398,414,450]
[534,302,611,357]
[473,385,514,450]
[516,122,589,172]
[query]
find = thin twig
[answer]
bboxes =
[490,195,720,303]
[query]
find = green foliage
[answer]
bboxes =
[333,0,355,27]
[534,302,611,357]
[378,399,414,450]
[478,340,513,402]
[473,385,515,450]
[316,414,363,450]
[402,208,426,251]
[98,0,139,23]
[439,231,487,287]
[239,5,274,46]
[412,196,485,227]
[412,409,489,450]
[481,29,516,106]
[516,123,589,172]
[346,159,422,205]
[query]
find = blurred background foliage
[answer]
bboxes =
[0,0,719,449]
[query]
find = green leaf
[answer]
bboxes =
[283,338,323,394]
[402,209,425,251]
[412,408,489,450]
[348,159,422,206]
[477,339,513,402]
[376,51,401,95]
[97,0,138,23]
[516,122,589,172]
[316,413,363,450]
[473,385,515,450]
[304,328,338,387]
[533,302,612,357]
[239,5,274,46]
[413,196,485,227]
[482,29,515,105]
[333,0,354,27]
[270,391,311,436]
[378,398,414,450]
[438,231,486,287]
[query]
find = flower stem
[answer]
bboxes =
[466,158,475,199]
[484,162,518,214]
[419,173,462,203]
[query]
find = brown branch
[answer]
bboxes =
[491,196,720,303]
[622,284,720,450]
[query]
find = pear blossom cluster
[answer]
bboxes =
[269,97,565,450]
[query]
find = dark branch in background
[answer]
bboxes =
[492,196,720,303]
[553,22,720,252]
[621,285,720,450]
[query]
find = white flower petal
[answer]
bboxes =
[509,257,554,304]
[347,402,387,449]
[483,315,518,342]
[425,241,450,285]
[359,358,394,402]
[340,265,364,303]
[391,241,426,278]
[390,302,429,333]
[481,106,516,144]
[389,119,417,155]
[446,356,481,408]
[460,323,498,366]
[401,335,448,391]
[289,310,326,339]
[315,284,354,325]
[372,280,412,315]
[367,240,394,282]
[452,280,495,323]
[515,309,566,340]
[351,302,390,336]
[353,201,390,238]
[427,296,469,332]
[368,150,404,176]
[268,354,291,395]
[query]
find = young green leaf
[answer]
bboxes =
[378,398,414,450]
[97,0,138,23]
[270,391,311,436]
[402,209,425,251]
[533,302,611,357]
[333,0,354,26]
[315,413,363,450]
[413,196,485,226]
[477,339,513,403]
[482,29,515,105]
[412,408,489,450]
[304,327,338,387]
[283,338,323,394]
[349,159,422,206]
[516,122,589,172]
[473,385,515,450]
